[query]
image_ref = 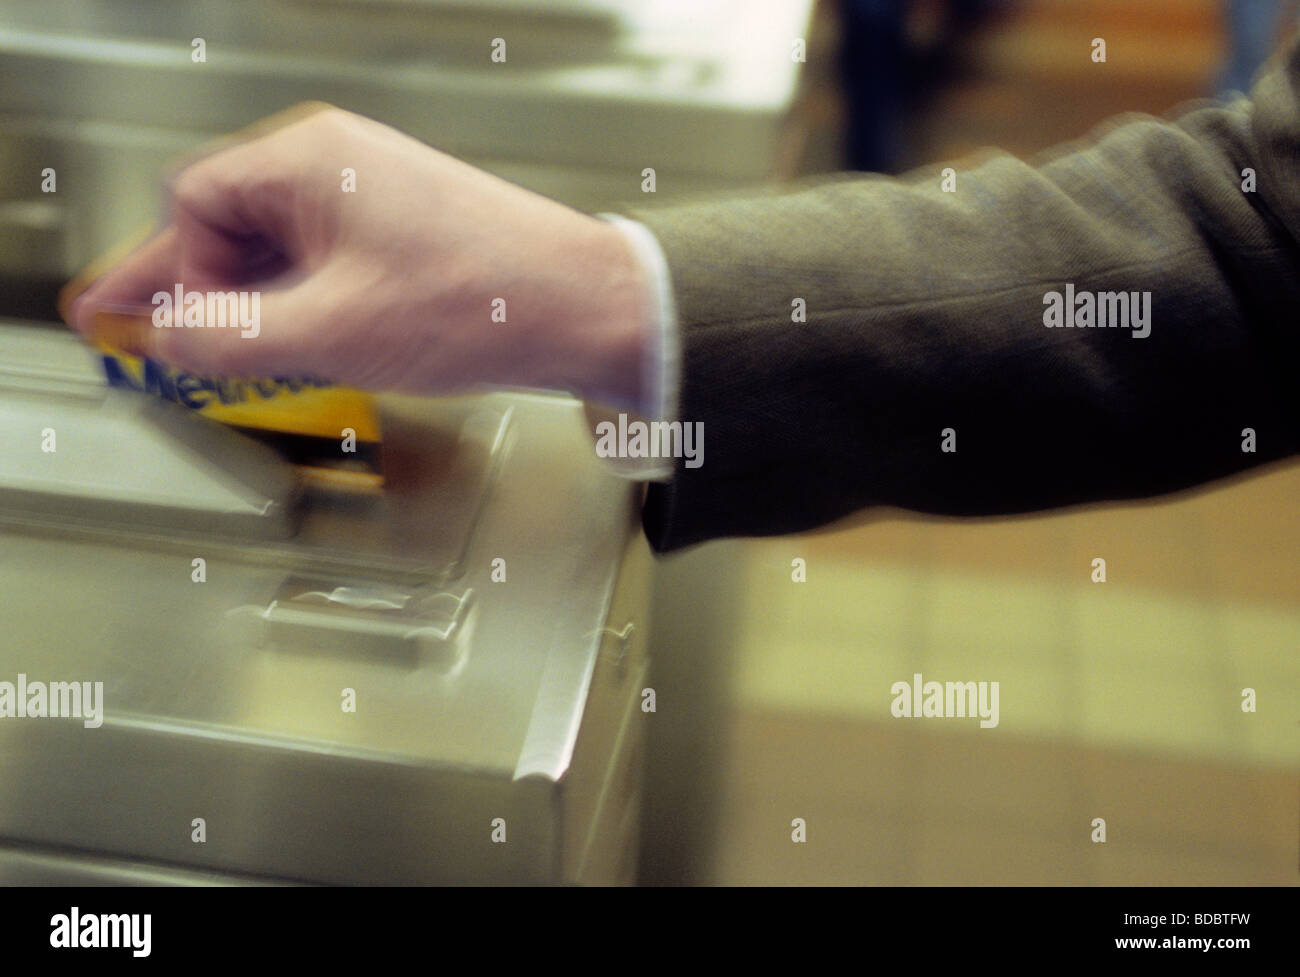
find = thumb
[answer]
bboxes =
[149,277,333,380]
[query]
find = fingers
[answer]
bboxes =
[65,230,332,380]
[64,103,354,377]
[167,151,300,268]
[64,228,180,337]
[151,278,333,380]
[163,103,343,262]
[64,104,385,384]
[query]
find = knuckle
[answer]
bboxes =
[303,105,358,140]
[170,164,216,211]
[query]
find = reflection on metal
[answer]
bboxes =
[0,386,301,539]
[256,577,475,669]
[0,324,651,883]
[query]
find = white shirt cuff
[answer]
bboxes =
[592,213,681,481]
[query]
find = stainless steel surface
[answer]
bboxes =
[0,382,300,541]
[0,321,651,882]
[257,576,474,668]
[0,0,812,285]
[0,841,280,885]
[0,335,507,582]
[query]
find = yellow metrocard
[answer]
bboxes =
[59,258,383,490]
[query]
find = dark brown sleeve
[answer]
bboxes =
[626,40,1300,553]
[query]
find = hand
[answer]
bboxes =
[64,104,651,409]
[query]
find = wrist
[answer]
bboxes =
[544,218,654,414]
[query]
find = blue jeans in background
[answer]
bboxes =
[1219,0,1292,96]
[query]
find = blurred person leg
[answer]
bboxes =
[839,0,1007,173]
[840,0,908,172]
[1218,0,1292,95]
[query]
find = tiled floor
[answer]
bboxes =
[707,710,1296,884]
[727,484,1299,770]
[690,461,1299,884]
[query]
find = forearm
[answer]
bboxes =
[626,47,1300,552]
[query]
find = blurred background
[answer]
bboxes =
[0,0,1296,884]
